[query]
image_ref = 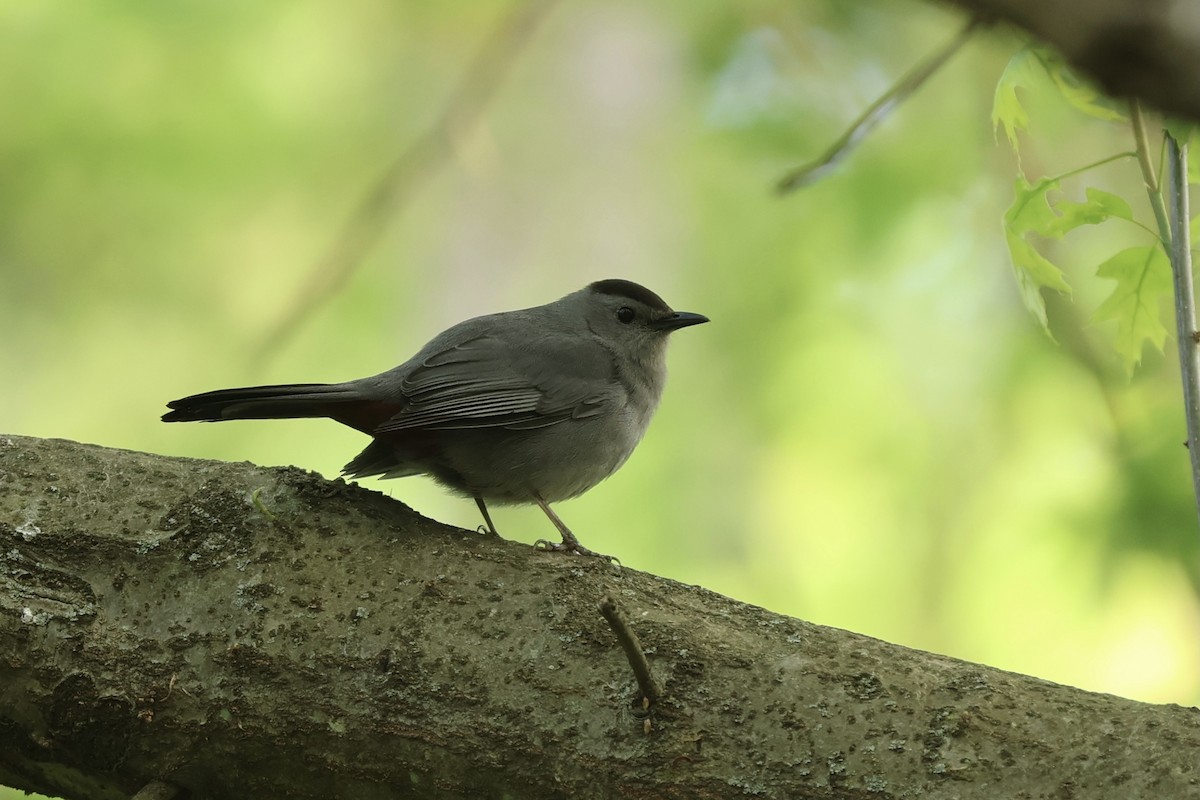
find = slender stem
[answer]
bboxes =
[252,0,561,364]
[1048,150,1135,183]
[777,17,980,193]
[1165,135,1200,531]
[1130,101,1172,245]
[1041,150,1160,238]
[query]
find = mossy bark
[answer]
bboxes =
[1,435,1198,799]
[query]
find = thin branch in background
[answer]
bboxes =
[1164,135,1200,534]
[254,0,561,364]
[776,17,980,194]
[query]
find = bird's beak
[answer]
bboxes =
[652,311,710,331]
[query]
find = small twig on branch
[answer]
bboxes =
[776,17,980,193]
[599,596,661,706]
[254,0,560,364]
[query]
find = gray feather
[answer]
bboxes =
[374,328,616,434]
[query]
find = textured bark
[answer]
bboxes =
[948,0,1200,120]
[1,434,1198,799]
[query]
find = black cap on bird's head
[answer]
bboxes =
[588,279,671,310]
[585,279,709,332]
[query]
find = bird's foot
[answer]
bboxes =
[476,525,500,537]
[534,538,620,564]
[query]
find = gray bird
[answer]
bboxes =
[163,279,708,557]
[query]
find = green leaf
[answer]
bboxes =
[992,48,1040,155]
[1184,128,1200,186]
[1164,116,1196,147]
[1005,175,1061,237]
[1091,245,1172,374]
[993,47,1126,160]
[1040,53,1126,122]
[1002,176,1072,331]
[1003,179,1142,334]
[1043,188,1134,237]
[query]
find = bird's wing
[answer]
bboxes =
[374,334,615,433]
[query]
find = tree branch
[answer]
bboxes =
[776,18,979,193]
[1165,135,1200,539]
[2,435,1198,799]
[945,0,1200,120]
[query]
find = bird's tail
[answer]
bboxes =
[162,383,366,423]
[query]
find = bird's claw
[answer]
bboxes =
[534,538,620,564]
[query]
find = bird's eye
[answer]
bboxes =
[616,306,635,324]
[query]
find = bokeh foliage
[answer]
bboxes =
[2,9,1197,795]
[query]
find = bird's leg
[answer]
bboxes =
[531,493,617,562]
[474,496,500,536]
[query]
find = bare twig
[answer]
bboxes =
[776,17,980,193]
[254,0,560,363]
[598,596,661,706]
[1130,101,1171,245]
[1165,135,1200,534]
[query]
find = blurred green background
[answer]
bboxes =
[3,2,1198,790]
